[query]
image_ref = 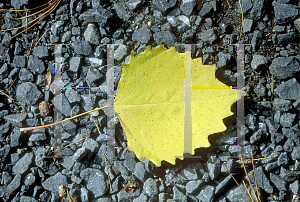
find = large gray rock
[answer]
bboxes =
[84,24,101,45]
[80,168,108,198]
[269,56,300,80]
[16,82,42,105]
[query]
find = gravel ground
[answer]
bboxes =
[1,0,300,201]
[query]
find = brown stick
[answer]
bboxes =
[20,105,113,132]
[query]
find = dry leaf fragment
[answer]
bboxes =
[122,179,140,192]
[39,101,53,117]
[134,41,141,51]
[45,70,52,90]
[58,185,67,197]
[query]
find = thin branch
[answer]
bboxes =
[0,89,14,104]
[34,28,49,47]
[102,150,113,192]
[20,105,113,132]
[223,162,252,202]
[0,0,61,46]
[238,0,243,40]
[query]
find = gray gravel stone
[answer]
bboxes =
[74,40,92,56]
[216,52,231,69]
[24,173,36,186]
[293,98,300,111]
[270,173,287,191]
[254,81,266,96]
[215,175,232,195]
[51,21,64,35]
[154,0,177,12]
[73,147,88,162]
[133,193,148,202]
[72,27,81,36]
[80,168,108,198]
[4,174,21,198]
[277,152,289,167]
[247,166,273,194]
[151,31,170,46]
[292,147,300,161]
[79,8,110,26]
[251,54,268,70]
[272,1,299,25]
[167,16,180,27]
[0,63,9,79]
[28,56,45,74]
[251,30,263,51]
[197,28,217,43]
[12,55,25,68]
[207,158,221,180]
[30,128,47,142]
[42,172,68,193]
[126,0,142,11]
[0,122,10,135]
[199,3,213,17]
[117,189,140,202]
[134,162,148,183]
[114,45,128,61]
[86,68,103,86]
[4,113,27,128]
[274,78,300,100]
[65,88,81,104]
[81,94,96,112]
[180,0,197,15]
[290,180,300,195]
[180,167,199,181]
[114,4,131,21]
[0,144,10,162]
[242,18,253,33]
[144,178,158,197]
[69,57,81,73]
[219,23,229,34]
[19,68,34,82]
[61,31,71,42]
[280,167,300,182]
[173,186,187,201]
[33,46,49,59]
[10,127,23,147]
[83,138,99,154]
[277,32,297,46]
[132,27,151,44]
[186,179,204,195]
[84,23,101,45]
[249,0,265,20]
[62,118,77,134]
[20,196,38,202]
[153,10,164,21]
[11,0,28,9]
[197,185,215,202]
[113,28,124,39]
[236,0,252,13]
[273,98,292,111]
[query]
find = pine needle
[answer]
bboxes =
[34,28,49,47]
[0,0,61,46]
[238,0,243,40]
[26,39,34,62]
[0,89,15,104]
[20,105,113,132]
[7,75,18,92]
[102,150,113,192]
[223,162,252,202]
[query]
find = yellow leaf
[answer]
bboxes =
[114,45,241,167]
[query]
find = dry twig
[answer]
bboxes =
[20,105,113,132]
